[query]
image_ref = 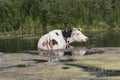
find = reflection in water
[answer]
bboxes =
[54,48,87,57]
[0,36,38,53]
[38,46,87,62]
[38,45,104,62]
[17,46,104,62]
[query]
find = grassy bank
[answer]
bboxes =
[0,26,119,36]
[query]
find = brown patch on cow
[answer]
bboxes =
[49,40,53,50]
[49,39,58,50]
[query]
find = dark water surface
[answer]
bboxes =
[0,30,120,52]
[0,36,39,52]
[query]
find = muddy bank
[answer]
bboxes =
[0,47,120,80]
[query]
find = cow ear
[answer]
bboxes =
[73,28,77,31]
[78,28,82,31]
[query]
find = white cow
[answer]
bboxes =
[37,28,88,50]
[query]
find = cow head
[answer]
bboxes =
[71,28,88,42]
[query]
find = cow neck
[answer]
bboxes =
[62,30,74,44]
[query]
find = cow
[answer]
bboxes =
[37,28,88,50]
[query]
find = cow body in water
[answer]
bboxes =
[37,28,88,50]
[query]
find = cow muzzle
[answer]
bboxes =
[83,37,88,42]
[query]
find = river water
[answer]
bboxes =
[0,30,120,52]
